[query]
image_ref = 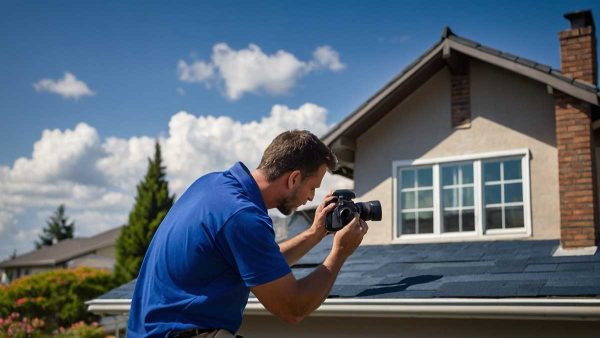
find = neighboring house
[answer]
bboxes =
[0,226,122,283]
[87,10,600,337]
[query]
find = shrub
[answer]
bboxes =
[54,321,105,338]
[0,312,45,338]
[0,267,115,332]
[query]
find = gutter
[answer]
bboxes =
[87,297,600,321]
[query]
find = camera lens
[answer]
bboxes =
[339,207,355,226]
[356,201,382,222]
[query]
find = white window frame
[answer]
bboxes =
[439,162,476,233]
[392,149,532,243]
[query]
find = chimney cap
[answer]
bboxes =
[564,10,595,30]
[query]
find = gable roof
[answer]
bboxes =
[87,238,600,320]
[322,27,600,179]
[0,226,122,269]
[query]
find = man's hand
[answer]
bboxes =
[309,191,337,239]
[331,214,368,259]
[253,214,369,325]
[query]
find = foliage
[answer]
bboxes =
[0,267,115,332]
[113,141,175,284]
[35,204,75,249]
[53,321,104,338]
[0,312,45,338]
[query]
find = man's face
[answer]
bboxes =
[277,164,327,215]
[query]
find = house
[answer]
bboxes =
[87,10,600,337]
[0,226,122,283]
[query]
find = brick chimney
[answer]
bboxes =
[554,10,598,250]
[559,10,597,85]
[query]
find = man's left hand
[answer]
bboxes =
[309,191,337,239]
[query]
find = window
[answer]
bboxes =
[394,150,531,240]
[399,168,434,234]
[441,163,475,233]
[483,159,524,230]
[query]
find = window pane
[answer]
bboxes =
[462,164,473,184]
[463,210,475,231]
[443,188,457,208]
[443,210,459,232]
[401,191,415,209]
[484,162,501,182]
[462,187,474,206]
[505,206,524,228]
[485,185,501,205]
[401,170,415,188]
[418,212,434,233]
[486,207,502,230]
[402,212,416,234]
[504,183,523,203]
[418,189,433,208]
[442,166,458,186]
[504,160,522,180]
[417,168,433,187]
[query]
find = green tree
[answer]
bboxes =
[35,204,75,249]
[113,142,175,284]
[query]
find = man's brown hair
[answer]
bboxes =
[258,130,337,181]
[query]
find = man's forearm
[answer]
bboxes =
[279,227,326,266]
[292,251,346,317]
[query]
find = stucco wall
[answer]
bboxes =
[239,315,599,338]
[354,59,559,244]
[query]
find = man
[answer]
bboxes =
[128,130,369,337]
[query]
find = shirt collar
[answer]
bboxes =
[229,162,267,212]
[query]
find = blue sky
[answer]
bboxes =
[0,0,599,258]
[3,0,599,166]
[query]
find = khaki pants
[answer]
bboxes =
[191,329,237,338]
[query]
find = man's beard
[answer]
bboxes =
[276,186,300,216]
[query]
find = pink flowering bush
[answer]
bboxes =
[53,321,105,338]
[0,267,115,334]
[0,312,45,338]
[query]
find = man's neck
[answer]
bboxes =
[251,169,283,209]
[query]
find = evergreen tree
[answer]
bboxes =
[35,204,75,249]
[113,141,175,284]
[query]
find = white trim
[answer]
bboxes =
[86,297,600,321]
[553,245,598,256]
[394,149,530,167]
[393,149,532,242]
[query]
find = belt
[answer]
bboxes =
[167,328,214,338]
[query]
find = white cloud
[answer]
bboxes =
[177,43,346,100]
[177,60,214,83]
[310,45,346,71]
[176,87,186,96]
[33,72,95,99]
[0,103,351,260]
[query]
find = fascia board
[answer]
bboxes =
[86,297,600,321]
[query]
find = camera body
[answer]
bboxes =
[325,189,382,232]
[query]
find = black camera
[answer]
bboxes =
[325,189,382,232]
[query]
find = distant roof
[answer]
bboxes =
[322,27,600,178]
[0,226,122,268]
[88,239,600,319]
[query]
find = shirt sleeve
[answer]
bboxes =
[216,207,291,287]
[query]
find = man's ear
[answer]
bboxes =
[287,170,302,189]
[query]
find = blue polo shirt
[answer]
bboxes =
[127,162,291,337]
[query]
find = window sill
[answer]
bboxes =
[392,230,531,244]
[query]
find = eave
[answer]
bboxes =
[86,297,600,321]
[322,28,600,179]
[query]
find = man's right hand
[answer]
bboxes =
[331,214,368,259]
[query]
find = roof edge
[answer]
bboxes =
[86,297,600,321]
